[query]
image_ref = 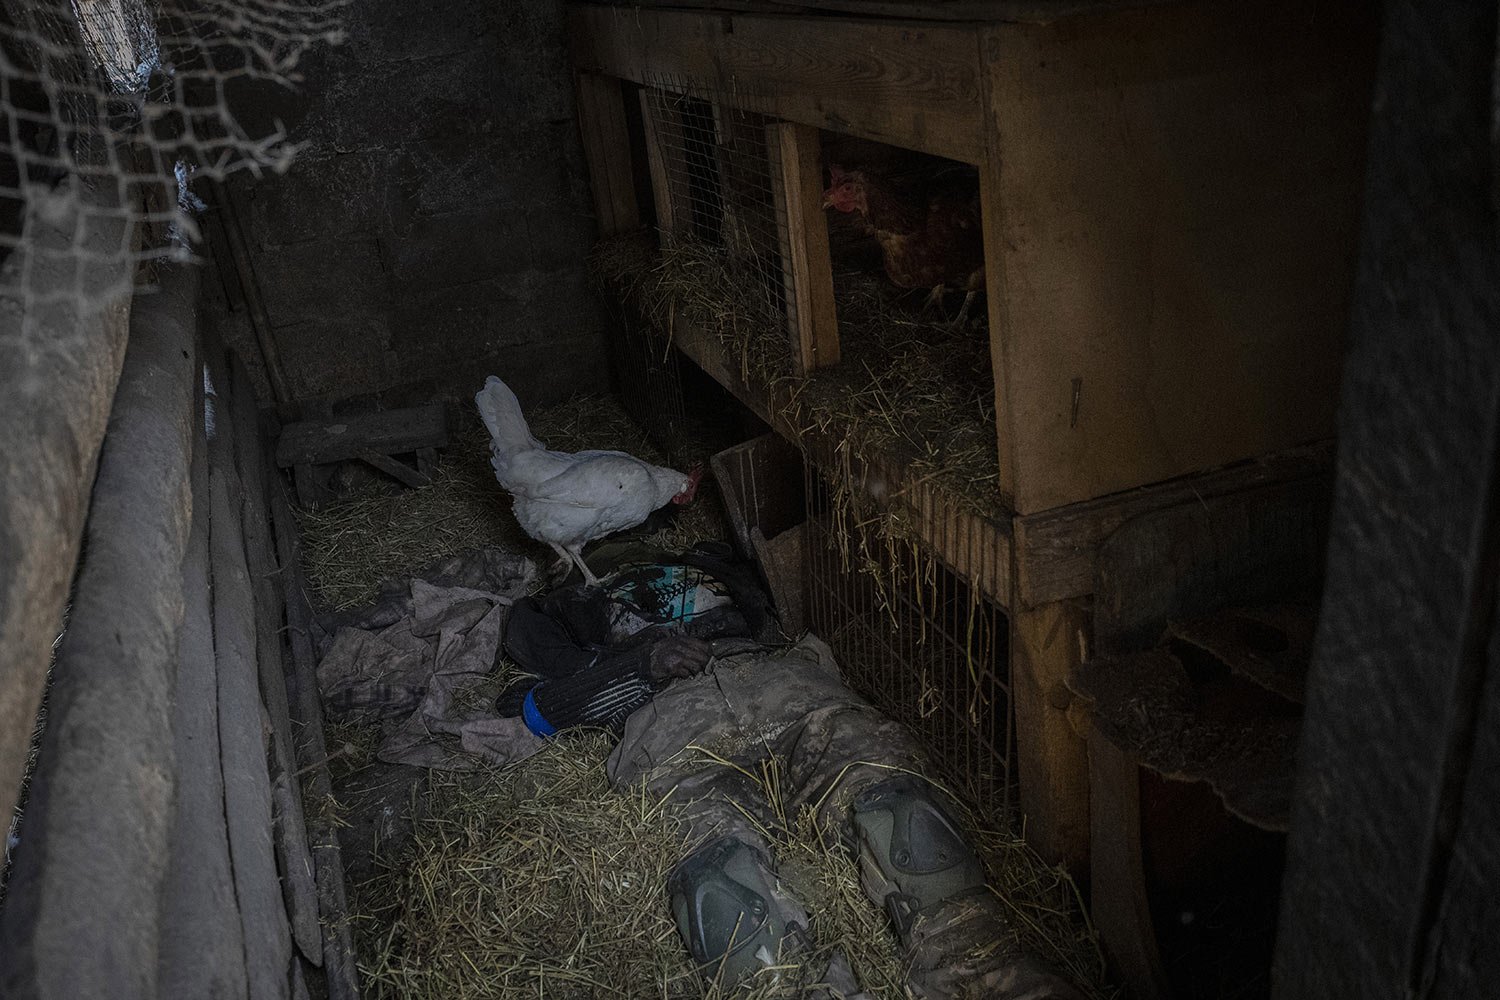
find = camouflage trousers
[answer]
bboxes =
[607,635,1083,1000]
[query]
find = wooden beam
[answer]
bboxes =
[1088,725,1171,1000]
[229,355,322,964]
[574,72,641,237]
[568,4,986,165]
[771,121,840,372]
[356,447,430,489]
[159,394,251,999]
[1013,442,1333,608]
[637,89,678,237]
[269,468,361,1000]
[1010,597,1091,870]
[205,345,294,1000]
[275,405,448,468]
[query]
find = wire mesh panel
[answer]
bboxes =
[1,0,344,306]
[804,456,1013,820]
[641,83,795,340]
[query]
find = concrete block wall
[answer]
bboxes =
[211,0,608,409]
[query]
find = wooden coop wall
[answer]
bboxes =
[569,0,1376,515]
[0,260,358,999]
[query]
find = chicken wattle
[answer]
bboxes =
[475,375,700,585]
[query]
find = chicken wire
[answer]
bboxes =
[803,455,1013,821]
[1,0,344,306]
[641,80,795,340]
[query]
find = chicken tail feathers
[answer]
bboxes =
[475,375,543,457]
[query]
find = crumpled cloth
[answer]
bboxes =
[315,552,546,769]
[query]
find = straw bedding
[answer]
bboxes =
[301,399,1113,999]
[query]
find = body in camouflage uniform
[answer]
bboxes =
[608,635,1084,1000]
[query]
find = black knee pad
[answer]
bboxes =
[668,837,800,984]
[851,775,986,938]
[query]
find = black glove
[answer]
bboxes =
[645,635,713,683]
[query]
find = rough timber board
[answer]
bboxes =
[568,4,987,165]
[275,405,448,468]
[981,0,1377,513]
[1013,442,1332,608]
[771,121,842,372]
[575,72,642,236]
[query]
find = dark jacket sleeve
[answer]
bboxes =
[519,646,657,735]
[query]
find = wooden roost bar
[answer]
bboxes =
[568,0,1377,886]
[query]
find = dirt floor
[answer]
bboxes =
[298,394,1114,999]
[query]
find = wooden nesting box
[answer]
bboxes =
[570,0,1374,868]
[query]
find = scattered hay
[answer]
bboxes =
[297,395,731,611]
[350,732,1114,1000]
[591,234,1005,522]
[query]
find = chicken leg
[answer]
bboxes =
[954,289,977,327]
[922,283,948,315]
[548,540,602,587]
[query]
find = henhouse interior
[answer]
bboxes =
[3,1,1499,999]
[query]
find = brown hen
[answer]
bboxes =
[823,163,985,325]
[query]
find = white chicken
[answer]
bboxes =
[475,375,701,585]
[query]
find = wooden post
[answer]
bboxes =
[638,89,677,237]
[1088,724,1170,999]
[1010,596,1091,870]
[574,72,640,237]
[770,121,840,372]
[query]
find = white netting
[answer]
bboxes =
[0,0,345,304]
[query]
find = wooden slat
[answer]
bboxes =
[0,264,197,1000]
[229,355,322,964]
[275,404,448,467]
[979,1,1376,513]
[637,89,678,235]
[574,72,641,236]
[269,470,361,1000]
[356,447,430,488]
[1012,442,1333,608]
[771,121,841,372]
[569,4,987,164]
[1010,597,1091,869]
[206,347,293,1000]
[159,370,251,999]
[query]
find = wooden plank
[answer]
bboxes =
[637,89,678,236]
[229,355,322,964]
[275,405,447,467]
[772,121,841,372]
[574,71,641,236]
[0,264,196,1000]
[1092,474,1333,655]
[1088,724,1171,1000]
[1010,597,1091,869]
[0,179,134,825]
[979,1,1377,513]
[568,4,987,165]
[356,447,430,488]
[159,373,251,1000]
[206,347,293,1000]
[269,470,362,1000]
[1012,442,1333,608]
